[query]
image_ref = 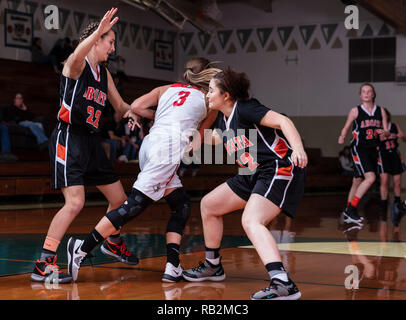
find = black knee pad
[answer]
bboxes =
[164,188,191,235]
[106,188,153,230]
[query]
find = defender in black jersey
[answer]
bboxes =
[338,83,389,227]
[183,69,306,300]
[377,109,406,236]
[31,9,153,284]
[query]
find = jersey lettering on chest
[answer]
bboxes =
[83,86,107,106]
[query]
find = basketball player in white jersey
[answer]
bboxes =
[67,58,221,282]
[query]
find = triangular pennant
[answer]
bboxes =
[362,24,373,37]
[7,0,20,10]
[266,40,277,52]
[24,1,38,14]
[310,38,321,50]
[188,44,198,56]
[207,43,217,55]
[288,39,298,51]
[299,25,316,45]
[116,21,127,42]
[236,29,252,49]
[227,42,237,54]
[154,29,164,40]
[321,24,338,44]
[123,35,130,48]
[346,29,357,38]
[277,26,294,46]
[247,41,257,53]
[58,7,70,30]
[65,24,73,38]
[34,17,41,31]
[142,26,152,45]
[167,31,177,43]
[198,32,211,50]
[378,24,390,36]
[179,32,194,51]
[136,38,143,50]
[331,37,343,49]
[73,11,86,33]
[88,15,100,24]
[130,24,140,43]
[256,27,273,48]
[217,30,233,49]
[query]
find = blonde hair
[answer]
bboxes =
[182,57,221,93]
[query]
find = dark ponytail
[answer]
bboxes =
[213,68,250,101]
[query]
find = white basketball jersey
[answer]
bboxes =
[149,83,207,138]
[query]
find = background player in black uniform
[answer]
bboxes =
[31,8,152,284]
[338,83,389,227]
[182,68,307,300]
[378,108,406,239]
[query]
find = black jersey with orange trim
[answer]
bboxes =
[351,105,383,148]
[57,57,108,133]
[379,122,399,153]
[215,98,293,174]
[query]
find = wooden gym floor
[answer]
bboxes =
[0,190,406,300]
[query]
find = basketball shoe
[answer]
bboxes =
[182,259,225,282]
[31,255,72,284]
[100,238,139,265]
[162,262,183,283]
[342,206,364,224]
[67,237,87,282]
[251,277,301,300]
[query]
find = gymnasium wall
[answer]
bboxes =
[0,0,178,81]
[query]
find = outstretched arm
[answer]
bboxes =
[260,110,307,168]
[396,123,406,142]
[339,107,357,144]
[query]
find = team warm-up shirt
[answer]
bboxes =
[351,105,383,148]
[57,57,108,133]
[379,122,399,153]
[215,98,293,173]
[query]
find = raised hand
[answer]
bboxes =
[97,8,119,36]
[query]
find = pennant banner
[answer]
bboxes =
[256,27,272,48]
[236,29,252,49]
[277,26,294,46]
[217,30,233,49]
[299,25,316,45]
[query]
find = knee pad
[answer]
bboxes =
[106,188,153,230]
[165,188,191,235]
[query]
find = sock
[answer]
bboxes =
[266,262,289,282]
[347,201,350,207]
[40,248,56,260]
[108,233,121,244]
[166,243,180,267]
[43,236,60,253]
[350,196,361,208]
[81,229,105,254]
[205,246,220,265]
[394,196,401,204]
[381,199,388,211]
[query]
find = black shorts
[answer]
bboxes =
[226,165,306,218]
[351,145,379,178]
[378,149,406,175]
[49,122,119,189]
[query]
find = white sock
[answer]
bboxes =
[271,272,289,282]
[206,257,220,266]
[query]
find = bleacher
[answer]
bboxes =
[0,58,352,198]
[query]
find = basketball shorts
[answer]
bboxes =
[49,122,119,189]
[378,149,406,175]
[133,135,183,201]
[350,145,379,178]
[226,163,306,218]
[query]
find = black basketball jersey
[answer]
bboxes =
[215,98,293,173]
[351,105,383,148]
[379,122,399,152]
[57,57,108,133]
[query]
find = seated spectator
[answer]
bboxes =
[5,93,49,151]
[122,122,143,162]
[339,146,354,176]
[102,112,127,163]
[0,123,18,162]
[50,37,73,71]
[31,37,60,74]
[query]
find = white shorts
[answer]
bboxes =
[133,135,184,201]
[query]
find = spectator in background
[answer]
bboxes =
[31,37,60,74]
[50,37,73,71]
[339,146,354,176]
[6,93,49,151]
[122,122,143,162]
[0,122,18,162]
[102,112,127,162]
